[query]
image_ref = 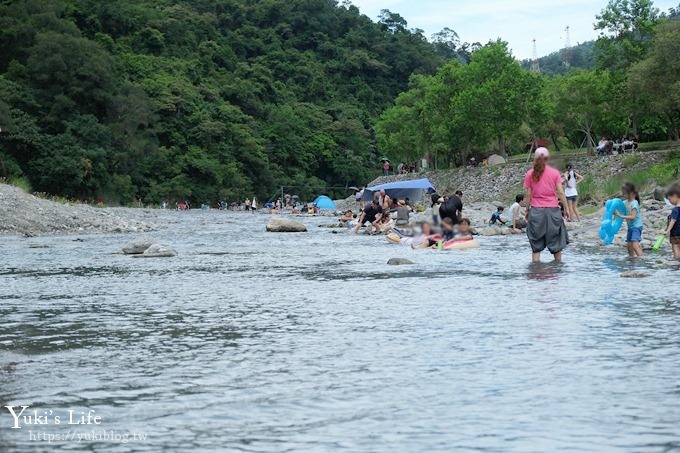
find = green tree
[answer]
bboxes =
[595,0,660,71]
[552,70,619,149]
[628,19,680,140]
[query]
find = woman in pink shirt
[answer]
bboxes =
[524,147,570,262]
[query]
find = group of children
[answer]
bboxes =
[615,183,680,259]
[488,194,528,231]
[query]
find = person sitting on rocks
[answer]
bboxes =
[489,206,507,226]
[508,195,528,231]
[393,200,411,226]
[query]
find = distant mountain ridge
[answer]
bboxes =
[520,41,598,76]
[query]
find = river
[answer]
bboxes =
[1,211,679,452]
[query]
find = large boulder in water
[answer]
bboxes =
[478,226,508,236]
[266,218,307,233]
[121,237,155,254]
[387,258,415,266]
[621,270,650,278]
[132,243,176,258]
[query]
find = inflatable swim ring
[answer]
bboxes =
[386,233,402,244]
[599,198,626,245]
[442,237,481,250]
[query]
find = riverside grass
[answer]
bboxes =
[577,152,680,203]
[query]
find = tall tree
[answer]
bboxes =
[594,0,660,71]
[628,19,680,140]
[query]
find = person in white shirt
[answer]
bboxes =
[508,194,527,231]
[562,163,584,222]
[597,137,607,153]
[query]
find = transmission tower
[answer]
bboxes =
[531,38,540,73]
[563,26,572,69]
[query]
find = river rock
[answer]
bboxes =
[387,258,415,265]
[132,243,176,258]
[620,270,650,278]
[266,218,307,233]
[122,237,155,254]
[478,226,509,236]
[653,187,667,202]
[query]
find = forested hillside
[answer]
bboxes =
[377,0,680,168]
[520,41,598,76]
[0,0,456,203]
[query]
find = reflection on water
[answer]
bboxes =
[1,211,679,452]
[526,262,563,281]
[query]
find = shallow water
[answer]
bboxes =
[1,211,679,452]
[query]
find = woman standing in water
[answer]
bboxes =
[562,163,584,222]
[524,147,570,262]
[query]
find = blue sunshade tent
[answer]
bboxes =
[314,195,336,209]
[361,178,436,202]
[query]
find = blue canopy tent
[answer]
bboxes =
[361,178,436,202]
[314,195,336,210]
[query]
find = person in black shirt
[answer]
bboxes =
[439,192,463,225]
[352,199,383,233]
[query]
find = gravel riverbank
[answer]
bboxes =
[0,184,158,236]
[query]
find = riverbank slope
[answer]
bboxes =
[0,184,157,236]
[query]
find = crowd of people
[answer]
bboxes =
[381,161,422,176]
[346,191,420,235]
[343,188,477,250]
[349,146,680,262]
[597,136,639,155]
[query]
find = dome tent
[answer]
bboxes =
[487,154,506,166]
[313,195,336,210]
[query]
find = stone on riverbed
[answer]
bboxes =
[478,226,510,236]
[122,237,156,254]
[387,258,415,266]
[266,218,307,233]
[131,243,177,258]
[653,187,667,202]
[620,270,650,278]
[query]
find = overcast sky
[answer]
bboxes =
[349,0,677,59]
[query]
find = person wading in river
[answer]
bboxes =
[524,147,570,263]
[438,191,463,226]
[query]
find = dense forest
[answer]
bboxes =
[0,0,678,204]
[377,0,680,168]
[0,0,469,203]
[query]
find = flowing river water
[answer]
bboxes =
[1,211,679,452]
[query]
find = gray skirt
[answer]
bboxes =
[526,207,568,254]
